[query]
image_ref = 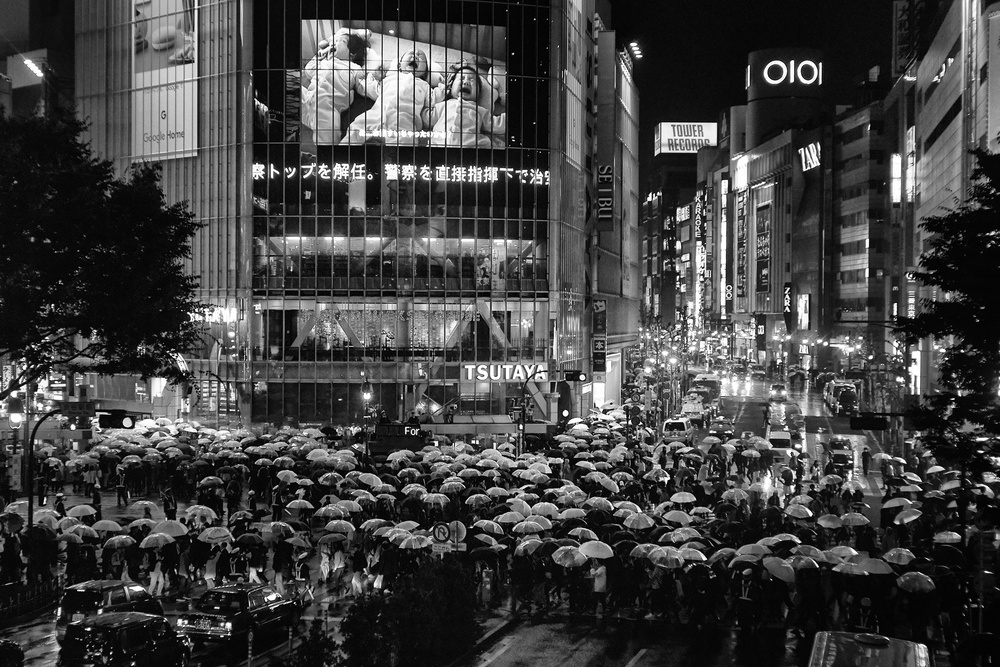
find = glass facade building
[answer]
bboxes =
[75,0,596,429]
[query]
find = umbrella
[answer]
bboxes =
[197,476,224,488]
[91,520,123,533]
[883,548,915,565]
[648,547,684,569]
[785,505,813,519]
[512,520,546,536]
[679,547,707,562]
[286,499,314,510]
[128,518,157,530]
[552,546,588,568]
[285,536,310,548]
[129,500,159,514]
[787,555,820,570]
[318,533,349,545]
[898,571,936,593]
[198,527,234,544]
[578,540,613,559]
[66,505,97,518]
[152,520,189,537]
[894,509,923,525]
[841,512,870,527]
[235,533,265,547]
[662,510,692,526]
[737,544,771,556]
[185,505,218,521]
[624,513,656,530]
[763,557,796,583]
[57,533,83,544]
[934,531,962,544]
[629,543,659,559]
[829,545,859,559]
[882,497,913,509]
[858,558,894,575]
[514,539,544,556]
[817,514,843,529]
[832,562,869,576]
[670,492,696,504]
[472,519,504,536]
[568,527,598,541]
[496,511,526,525]
[140,533,175,549]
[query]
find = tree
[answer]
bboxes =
[335,558,482,667]
[271,619,341,667]
[0,111,206,399]
[895,148,1000,530]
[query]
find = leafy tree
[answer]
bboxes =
[0,111,206,399]
[272,619,341,667]
[335,558,482,667]
[895,148,1000,520]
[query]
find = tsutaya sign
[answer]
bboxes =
[462,363,548,382]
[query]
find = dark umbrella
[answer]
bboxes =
[234,533,264,547]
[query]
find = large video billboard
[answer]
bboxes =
[300,20,507,148]
[132,0,198,160]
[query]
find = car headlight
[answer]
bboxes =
[177,618,188,626]
[224,621,233,631]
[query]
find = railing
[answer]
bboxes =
[0,577,63,626]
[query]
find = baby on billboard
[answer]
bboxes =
[300,20,507,148]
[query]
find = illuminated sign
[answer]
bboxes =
[782,283,794,333]
[735,189,747,298]
[655,122,718,155]
[755,204,771,293]
[796,294,810,331]
[797,142,821,171]
[762,59,823,86]
[891,153,902,204]
[733,154,749,191]
[251,162,549,186]
[676,205,691,222]
[299,19,507,148]
[462,363,548,382]
[596,165,614,230]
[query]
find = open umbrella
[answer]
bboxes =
[578,540,613,559]
[898,571,936,593]
[933,531,962,544]
[129,500,159,514]
[235,533,265,547]
[894,509,923,525]
[198,527,234,544]
[883,548,915,565]
[140,533,175,549]
[763,557,796,583]
[91,520,123,533]
[858,558,894,575]
[670,492,696,504]
[817,514,843,529]
[785,505,813,519]
[552,546,588,568]
[66,505,97,518]
[514,539,544,556]
[662,510,692,526]
[152,520,189,537]
[624,513,656,530]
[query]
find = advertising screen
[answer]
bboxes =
[300,20,507,149]
[131,0,198,160]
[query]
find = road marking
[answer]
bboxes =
[625,648,648,667]
[475,637,514,666]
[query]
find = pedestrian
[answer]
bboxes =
[861,446,872,477]
[90,484,102,521]
[590,558,608,615]
[115,469,128,507]
[162,488,177,521]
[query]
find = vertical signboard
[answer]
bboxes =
[132,0,199,160]
[755,313,767,351]
[735,189,747,298]
[755,204,771,292]
[593,300,607,382]
[596,30,617,232]
[783,283,795,333]
[693,190,705,329]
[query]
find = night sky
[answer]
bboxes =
[610,0,896,178]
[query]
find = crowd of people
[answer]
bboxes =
[0,407,998,662]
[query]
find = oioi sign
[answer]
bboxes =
[762,59,823,86]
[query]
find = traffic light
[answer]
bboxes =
[564,370,588,382]
[98,410,136,429]
[850,414,888,430]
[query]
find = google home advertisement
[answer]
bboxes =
[132,0,198,160]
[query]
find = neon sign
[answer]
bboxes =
[462,363,548,382]
[762,59,823,86]
[251,162,550,186]
[797,142,821,171]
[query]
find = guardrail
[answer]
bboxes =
[0,577,62,627]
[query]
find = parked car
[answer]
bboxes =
[176,584,300,646]
[56,580,164,644]
[58,612,191,667]
[769,383,788,402]
[749,363,767,379]
[808,631,928,667]
[661,417,695,445]
[837,387,859,416]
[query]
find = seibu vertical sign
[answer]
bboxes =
[596,165,614,231]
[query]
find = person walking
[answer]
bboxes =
[861,446,872,477]
[114,470,129,507]
[590,558,608,616]
[147,549,165,597]
[90,484,103,521]
[162,488,177,521]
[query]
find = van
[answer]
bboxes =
[681,397,706,428]
[661,417,695,445]
[824,381,855,413]
[692,374,722,400]
[837,387,859,416]
[808,632,928,667]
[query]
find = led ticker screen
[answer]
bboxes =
[300,20,507,148]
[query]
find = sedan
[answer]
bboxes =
[175,584,300,646]
[707,420,735,442]
[768,383,788,402]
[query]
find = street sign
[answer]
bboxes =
[432,522,451,543]
[448,520,467,542]
[431,542,452,553]
[60,401,96,418]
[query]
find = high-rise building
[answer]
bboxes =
[65,0,637,433]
